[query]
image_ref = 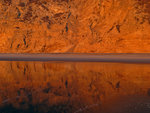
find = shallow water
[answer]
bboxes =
[0,61,150,113]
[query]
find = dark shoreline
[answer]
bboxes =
[0,53,150,63]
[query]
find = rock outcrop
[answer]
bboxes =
[0,0,150,53]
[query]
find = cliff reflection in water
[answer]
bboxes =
[0,61,150,113]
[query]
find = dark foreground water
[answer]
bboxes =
[0,61,150,113]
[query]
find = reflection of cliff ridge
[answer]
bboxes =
[0,62,150,112]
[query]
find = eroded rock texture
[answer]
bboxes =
[0,0,150,53]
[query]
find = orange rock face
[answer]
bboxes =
[0,0,150,53]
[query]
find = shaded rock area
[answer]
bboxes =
[0,62,150,113]
[0,0,150,53]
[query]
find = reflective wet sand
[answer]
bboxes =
[0,61,150,113]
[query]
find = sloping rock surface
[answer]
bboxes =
[0,0,150,53]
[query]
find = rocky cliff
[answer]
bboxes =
[0,0,150,53]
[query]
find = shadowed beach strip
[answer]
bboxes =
[0,54,150,63]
